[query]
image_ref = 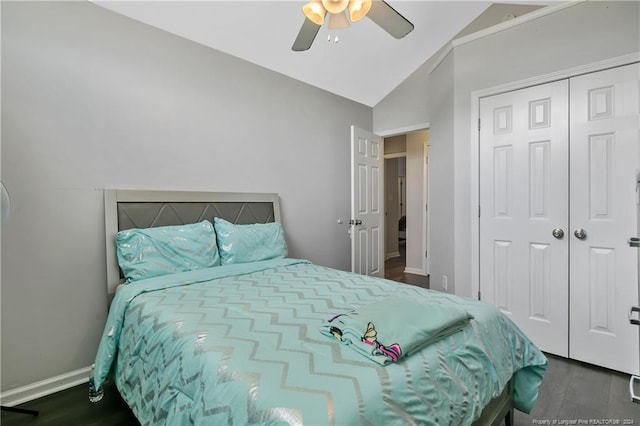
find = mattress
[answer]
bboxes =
[93,258,547,425]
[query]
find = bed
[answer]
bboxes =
[91,189,547,425]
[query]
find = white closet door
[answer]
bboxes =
[479,80,569,356]
[569,63,640,375]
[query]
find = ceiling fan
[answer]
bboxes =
[292,0,414,51]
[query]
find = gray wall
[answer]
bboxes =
[373,59,431,134]
[424,51,455,292]
[371,2,546,135]
[1,1,371,391]
[374,1,640,296]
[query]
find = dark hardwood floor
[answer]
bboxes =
[2,250,639,425]
[515,353,640,424]
[1,380,139,425]
[384,241,430,288]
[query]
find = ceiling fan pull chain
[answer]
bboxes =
[327,34,340,44]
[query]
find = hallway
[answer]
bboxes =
[384,243,429,289]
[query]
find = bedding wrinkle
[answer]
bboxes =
[92,259,546,425]
[447,336,494,420]
[375,365,422,426]
[399,359,439,426]
[436,342,472,424]
[116,220,220,282]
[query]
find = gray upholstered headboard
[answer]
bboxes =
[104,189,281,296]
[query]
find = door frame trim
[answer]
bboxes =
[470,52,640,300]
[377,122,430,138]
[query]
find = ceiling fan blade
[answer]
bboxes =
[292,18,322,51]
[367,0,414,39]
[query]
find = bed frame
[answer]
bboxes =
[102,188,513,425]
[475,380,514,426]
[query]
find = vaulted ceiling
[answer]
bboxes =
[94,1,558,107]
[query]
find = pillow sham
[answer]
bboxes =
[116,220,220,282]
[214,217,288,265]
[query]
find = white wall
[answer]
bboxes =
[373,0,640,296]
[405,131,427,275]
[1,1,372,392]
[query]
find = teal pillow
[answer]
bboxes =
[116,220,220,282]
[214,217,288,265]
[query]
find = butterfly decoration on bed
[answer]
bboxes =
[361,322,402,362]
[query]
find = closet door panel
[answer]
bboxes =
[479,80,569,356]
[569,63,640,375]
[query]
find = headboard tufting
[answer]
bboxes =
[104,189,281,297]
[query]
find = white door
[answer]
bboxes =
[479,80,570,356]
[351,126,384,277]
[569,63,640,375]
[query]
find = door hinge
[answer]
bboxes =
[477,291,481,300]
[478,118,481,131]
[478,205,481,218]
[425,250,428,258]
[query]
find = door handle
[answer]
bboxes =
[630,306,640,326]
[349,219,362,226]
[629,237,640,247]
[574,228,587,240]
[552,228,564,239]
[630,375,640,404]
[630,307,640,404]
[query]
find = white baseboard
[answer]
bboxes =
[0,366,92,407]
[404,267,427,276]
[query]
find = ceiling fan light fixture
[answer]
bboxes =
[293,0,413,51]
[348,0,372,22]
[321,0,349,15]
[328,11,351,29]
[303,0,325,26]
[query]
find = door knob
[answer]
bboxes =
[552,228,564,239]
[630,306,640,326]
[574,228,587,240]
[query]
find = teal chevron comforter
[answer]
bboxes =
[93,258,547,425]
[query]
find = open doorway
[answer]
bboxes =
[384,155,405,259]
[384,155,408,278]
[383,130,429,288]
